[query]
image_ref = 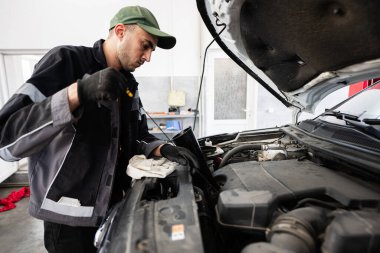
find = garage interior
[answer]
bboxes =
[0,0,361,252]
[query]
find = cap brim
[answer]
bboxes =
[138,24,176,49]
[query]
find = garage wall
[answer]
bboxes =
[0,0,201,77]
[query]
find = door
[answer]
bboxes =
[202,49,258,137]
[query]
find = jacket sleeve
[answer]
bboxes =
[0,48,78,162]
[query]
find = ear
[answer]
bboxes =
[114,23,126,39]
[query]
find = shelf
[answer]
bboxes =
[147,114,198,119]
[147,113,198,136]
[149,130,181,134]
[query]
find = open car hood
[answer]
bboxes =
[197,0,380,112]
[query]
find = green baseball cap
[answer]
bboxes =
[110,6,176,49]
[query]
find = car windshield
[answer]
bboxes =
[321,82,380,122]
[316,82,380,139]
[334,82,380,120]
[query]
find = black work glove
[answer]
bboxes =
[77,67,128,104]
[160,144,199,168]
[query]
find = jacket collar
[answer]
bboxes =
[93,39,107,68]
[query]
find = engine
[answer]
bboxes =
[189,127,380,253]
[96,127,380,253]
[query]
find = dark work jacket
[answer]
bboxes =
[0,40,165,226]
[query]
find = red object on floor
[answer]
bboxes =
[0,187,30,212]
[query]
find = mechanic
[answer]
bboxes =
[0,5,194,253]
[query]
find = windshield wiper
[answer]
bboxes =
[363,118,380,125]
[321,110,360,121]
[321,110,380,139]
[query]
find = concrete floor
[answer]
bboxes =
[0,187,45,253]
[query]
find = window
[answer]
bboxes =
[0,50,45,105]
[0,50,46,182]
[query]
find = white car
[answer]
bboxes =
[96,1,380,252]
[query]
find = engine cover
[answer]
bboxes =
[214,159,380,229]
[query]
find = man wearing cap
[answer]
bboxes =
[0,5,194,252]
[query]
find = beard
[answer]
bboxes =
[118,54,135,72]
[116,45,136,72]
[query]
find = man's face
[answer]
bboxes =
[117,25,158,72]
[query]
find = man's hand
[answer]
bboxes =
[77,67,127,104]
[160,144,199,168]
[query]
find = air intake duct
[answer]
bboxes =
[241,207,329,253]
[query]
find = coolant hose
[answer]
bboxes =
[219,144,262,168]
[241,207,329,253]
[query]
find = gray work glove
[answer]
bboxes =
[160,144,199,168]
[77,67,128,104]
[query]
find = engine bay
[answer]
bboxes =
[97,126,380,253]
[193,126,380,253]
